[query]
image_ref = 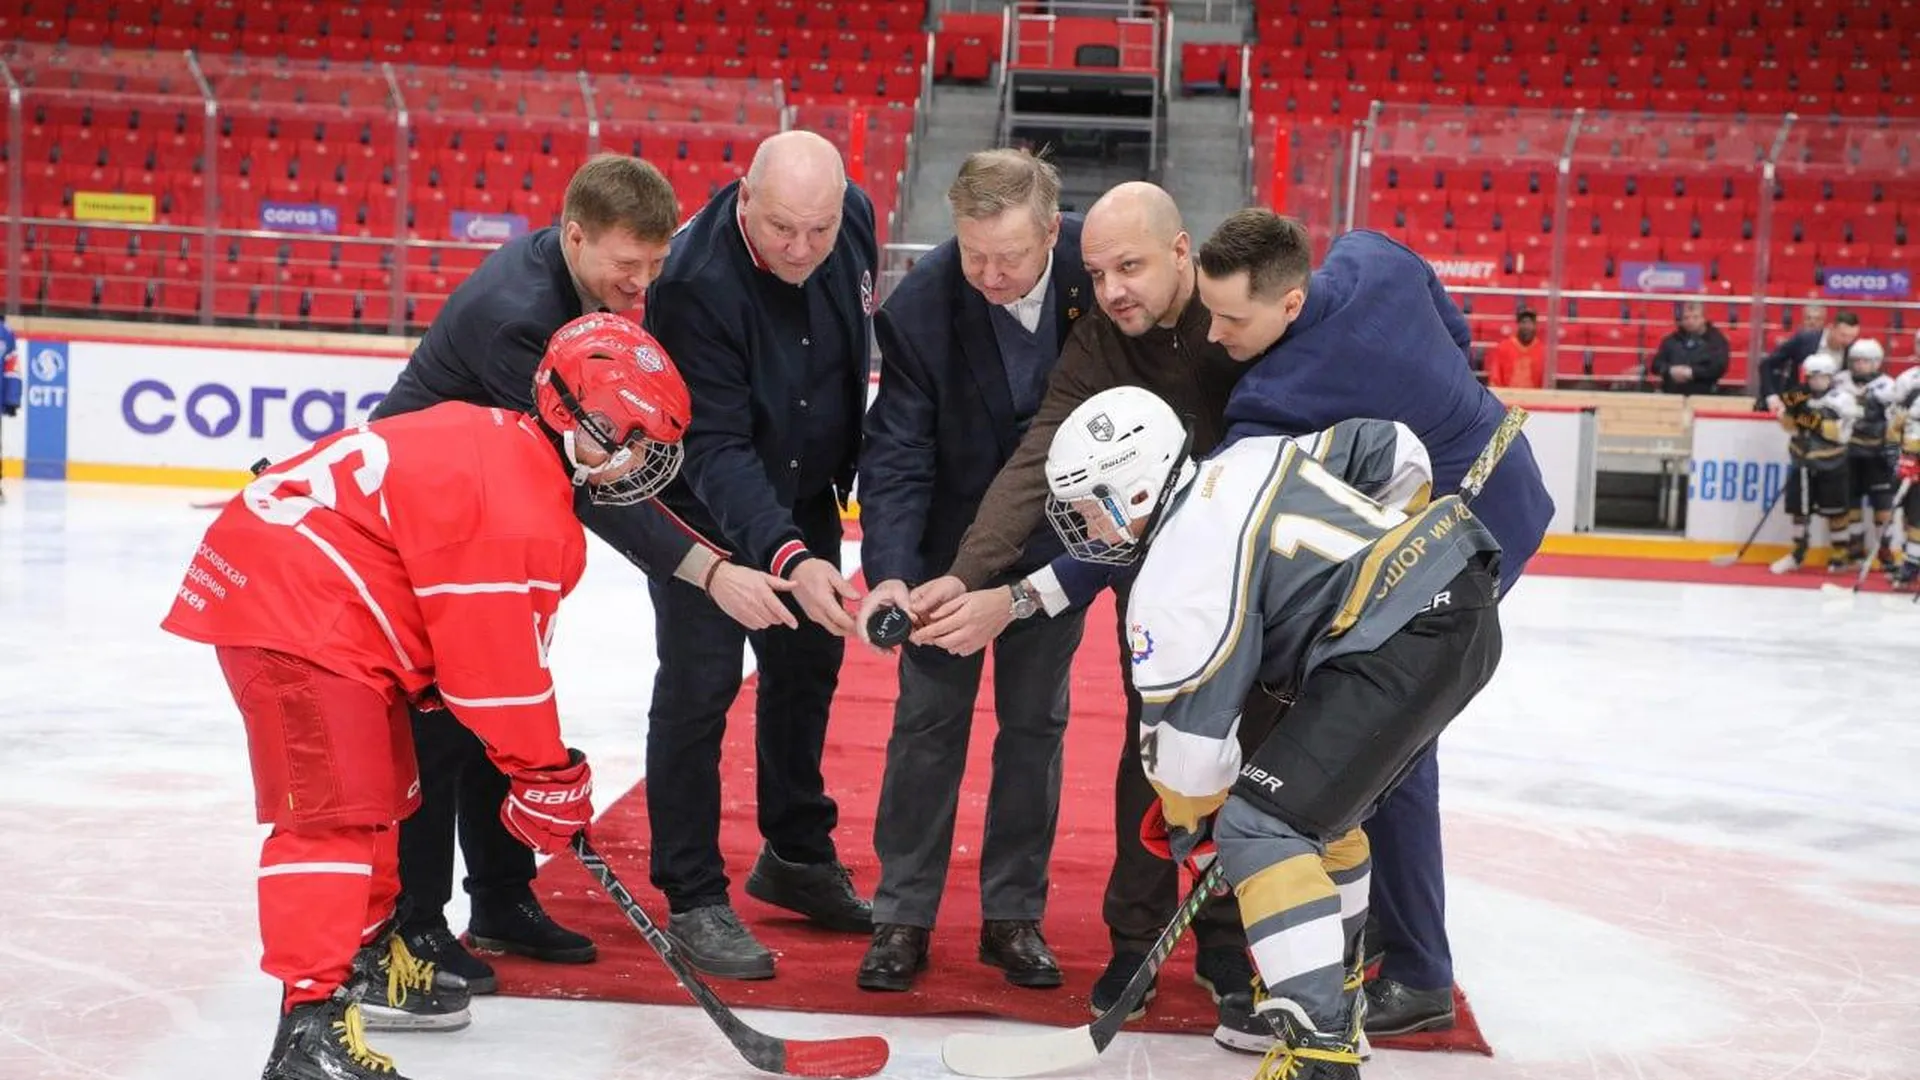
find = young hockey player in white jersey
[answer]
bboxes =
[1833,338,1899,571]
[1041,386,1504,1080]
[1890,362,1920,587]
[1774,354,1863,574]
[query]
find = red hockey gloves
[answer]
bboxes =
[1900,456,1920,485]
[502,748,594,856]
[1140,799,1229,895]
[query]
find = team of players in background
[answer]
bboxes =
[1777,333,1920,582]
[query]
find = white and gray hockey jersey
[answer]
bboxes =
[1124,418,1502,813]
[1835,370,1899,453]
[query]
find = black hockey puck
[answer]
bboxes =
[868,604,912,647]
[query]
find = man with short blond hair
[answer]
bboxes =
[373,152,797,999]
[853,147,1094,992]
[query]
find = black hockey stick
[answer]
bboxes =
[941,407,1533,1079]
[570,834,889,1079]
[941,861,1228,1078]
[1711,477,1787,567]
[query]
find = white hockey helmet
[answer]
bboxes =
[1044,386,1194,565]
[1847,337,1885,369]
[1801,353,1840,381]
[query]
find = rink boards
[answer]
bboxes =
[0,332,1802,554]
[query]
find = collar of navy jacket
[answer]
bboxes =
[651,177,877,501]
[950,213,1093,460]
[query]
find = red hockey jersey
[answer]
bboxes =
[162,402,585,774]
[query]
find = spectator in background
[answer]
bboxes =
[1800,303,1829,334]
[1755,310,1860,412]
[0,316,16,504]
[1648,302,1731,396]
[1483,309,1545,389]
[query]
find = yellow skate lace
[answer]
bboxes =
[332,1002,398,1074]
[1253,1038,1364,1080]
[384,936,439,1007]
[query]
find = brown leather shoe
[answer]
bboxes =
[978,920,1063,988]
[856,923,929,992]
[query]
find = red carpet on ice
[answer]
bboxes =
[490,590,1491,1056]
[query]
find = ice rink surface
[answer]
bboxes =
[2,480,1916,1080]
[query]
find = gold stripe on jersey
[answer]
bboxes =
[1137,452,1290,706]
[1326,497,1475,637]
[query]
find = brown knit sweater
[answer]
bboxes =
[944,278,1248,589]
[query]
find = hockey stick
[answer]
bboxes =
[1711,478,1787,567]
[939,407,1533,1080]
[941,861,1227,1079]
[570,834,889,1079]
[1821,476,1911,596]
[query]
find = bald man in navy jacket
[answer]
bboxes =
[640,131,878,980]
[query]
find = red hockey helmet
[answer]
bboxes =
[533,313,691,506]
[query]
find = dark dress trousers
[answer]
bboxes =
[640,180,877,912]
[860,219,1094,928]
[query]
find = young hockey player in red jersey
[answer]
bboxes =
[160,312,691,1080]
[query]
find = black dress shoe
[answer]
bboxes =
[744,843,873,933]
[665,904,776,980]
[855,923,929,992]
[1363,977,1455,1036]
[978,920,1062,989]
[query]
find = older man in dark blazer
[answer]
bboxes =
[851,149,1093,992]
[641,130,878,980]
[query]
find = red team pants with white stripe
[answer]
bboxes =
[217,646,423,1012]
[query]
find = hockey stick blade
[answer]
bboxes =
[940,863,1226,1078]
[571,835,889,1079]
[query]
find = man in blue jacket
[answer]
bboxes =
[641,130,878,979]
[852,148,1094,992]
[1196,209,1553,1036]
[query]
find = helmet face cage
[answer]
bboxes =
[1044,434,1193,567]
[565,400,685,506]
[1045,488,1143,565]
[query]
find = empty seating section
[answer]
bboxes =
[1,0,930,333]
[1248,0,1919,125]
[1010,12,1160,74]
[1244,0,1918,384]
[932,12,1002,82]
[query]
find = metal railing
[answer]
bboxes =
[0,42,915,335]
[1255,104,1920,389]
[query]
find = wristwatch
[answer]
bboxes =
[1009,579,1040,620]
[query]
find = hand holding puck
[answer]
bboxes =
[868,604,913,647]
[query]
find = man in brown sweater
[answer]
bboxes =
[908,181,1267,1049]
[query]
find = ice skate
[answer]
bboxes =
[1251,997,1362,1080]
[262,989,413,1080]
[349,929,472,1032]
